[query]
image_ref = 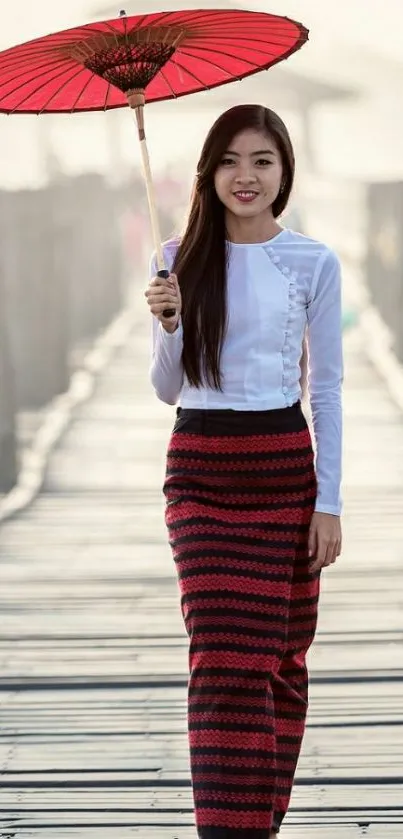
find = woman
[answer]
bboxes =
[145,104,343,839]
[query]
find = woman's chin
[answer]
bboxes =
[227,199,265,218]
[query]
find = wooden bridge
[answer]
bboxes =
[1,310,402,838]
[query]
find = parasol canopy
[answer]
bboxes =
[0,8,308,113]
[0,8,309,316]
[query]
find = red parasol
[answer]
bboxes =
[0,8,308,315]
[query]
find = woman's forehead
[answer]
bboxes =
[227,129,276,153]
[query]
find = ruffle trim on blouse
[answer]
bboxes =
[266,245,298,407]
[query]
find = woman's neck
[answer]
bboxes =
[225,213,283,244]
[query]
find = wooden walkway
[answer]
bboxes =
[0,312,402,838]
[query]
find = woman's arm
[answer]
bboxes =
[149,250,184,405]
[306,248,344,516]
[150,316,184,405]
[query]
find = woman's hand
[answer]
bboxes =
[145,273,182,333]
[308,512,342,573]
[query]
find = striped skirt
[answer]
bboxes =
[163,402,320,839]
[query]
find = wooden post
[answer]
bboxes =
[0,258,17,492]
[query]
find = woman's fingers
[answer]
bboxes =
[145,277,176,300]
[148,272,178,289]
[145,274,181,324]
[146,288,178,304]
[149,300,178,316]
[145,283,175,297]
[308,512,342,573]
[322,541,338,568]
[145,276,178,301]
[308,525,317,562]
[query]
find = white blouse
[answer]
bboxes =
[150,228,343,516]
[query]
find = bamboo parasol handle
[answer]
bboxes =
[128,91,176,319]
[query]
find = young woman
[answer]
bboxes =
[145,104,343,839]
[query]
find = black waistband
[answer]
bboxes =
[174,401,306,436]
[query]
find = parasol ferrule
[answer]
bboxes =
[128,90,145,140]
[126,89,145,109]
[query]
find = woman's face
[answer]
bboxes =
[213,128,283,220]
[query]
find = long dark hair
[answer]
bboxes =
[173,104,295,389]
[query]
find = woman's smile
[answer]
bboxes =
[232,189,259,203]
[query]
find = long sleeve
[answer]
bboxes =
[149,249,184,406]
[306,249,343,515]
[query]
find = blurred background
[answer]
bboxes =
[1,0,403,492]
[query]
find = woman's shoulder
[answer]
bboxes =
[162,236,182,256]
[149,236,181,274]
[274,230,341,300]
[280,228,338,263]
[278,230,340,288]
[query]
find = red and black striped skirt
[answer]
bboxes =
[163,402,320,839]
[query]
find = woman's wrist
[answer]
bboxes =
[162,316,180,334]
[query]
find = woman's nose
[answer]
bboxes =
[234,167,257,183]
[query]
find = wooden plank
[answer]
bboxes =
[0,829,389,839]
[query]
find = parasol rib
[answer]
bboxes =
[39,69,93,114]
[0,64,83,109]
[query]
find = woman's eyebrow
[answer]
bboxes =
[224,149,276,156]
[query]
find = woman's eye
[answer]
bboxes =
[219,157,272,167]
